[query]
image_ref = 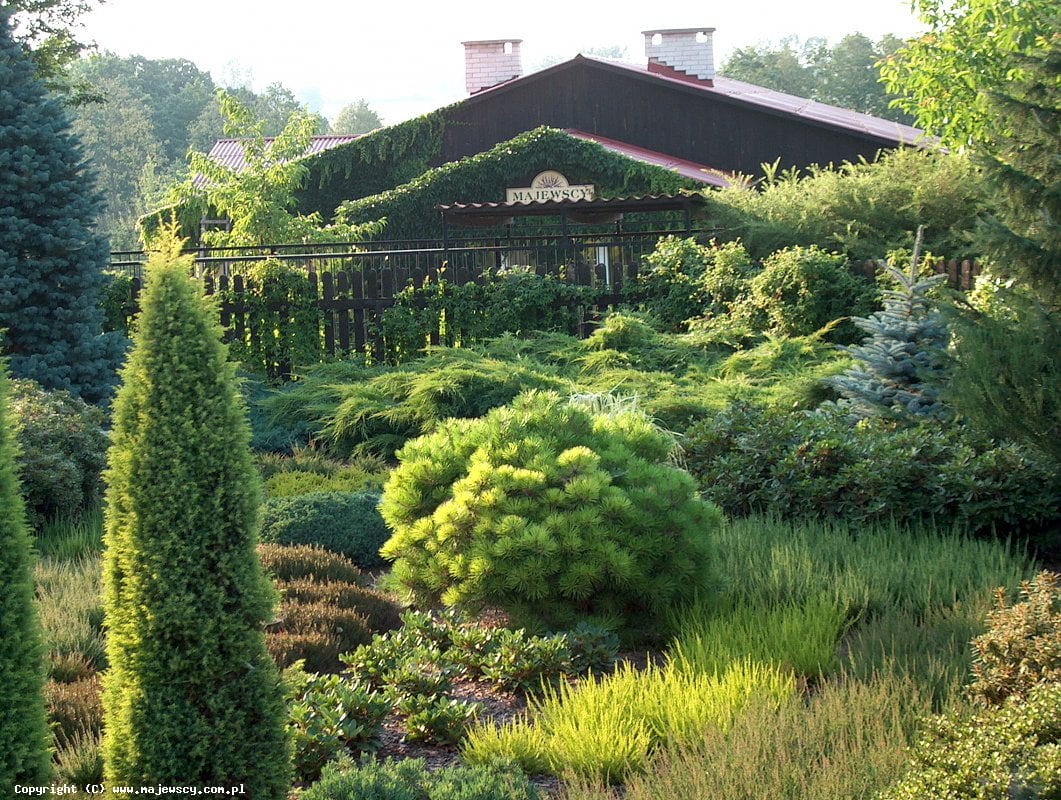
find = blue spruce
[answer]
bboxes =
[0,9,119,404]
[825,229,950,421]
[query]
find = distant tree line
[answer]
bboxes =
[719,33,915,125]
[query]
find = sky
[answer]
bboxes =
[78,0,927,126]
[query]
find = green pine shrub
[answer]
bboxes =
[257,543,368,585]
[744,246,875,341]
[302,755,541,800]
[968,571,1061,707]
[0,364,52,789]
[259,490,390,566]
[684,403,1061,542]
[380,390,721,640]
[44,675,103,749]
[9,378,108,527]
[101,232,291,795]
[879,681,1061,800]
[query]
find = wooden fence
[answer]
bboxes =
[114,251,982,370]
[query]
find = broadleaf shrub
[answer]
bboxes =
[744,245,874,342]
[684,403,1061,545]
[629,236,753,331]
[259,491,389,566]
[879,681,1061,800]
[9,378,107,527]
[968,571,1060,707]
[380,390,721,641]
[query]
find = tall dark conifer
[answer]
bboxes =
[0,8,118,404]
[0,361,52,790]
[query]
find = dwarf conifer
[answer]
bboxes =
[0,362,52,790]
[380,390,720,641]
[101,229,290,794]
[825,229,949,421]
[0,9,119,404]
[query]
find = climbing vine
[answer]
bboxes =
[336,127,701,241]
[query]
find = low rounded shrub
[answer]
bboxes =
[257,543,368,585]
[269,602,374,673]
[380,390,721,641]
[301,755,540,800]
[280,579,403,632]
[9,379,108,526]
[259,491,389,567]
[684,403,1061,546]
[880,681,1061,800]
[745,246,874,341]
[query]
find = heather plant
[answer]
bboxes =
[44,675,103,749]
[560,668,936,800]
[463,660,795,783]
[0,364,52,789]
[101,230,291,795]
[257,543,368,585]
[302,756,541,800]
[34,555,106,676]
[9,378,108,527]
[968,570,1061,706]
[380,390,721,640]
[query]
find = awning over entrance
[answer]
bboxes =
[436,193,706,228]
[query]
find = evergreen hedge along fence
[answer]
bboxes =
[106,239,982,379]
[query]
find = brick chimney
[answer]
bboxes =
[643,28,715,84]
[463,39,523,95]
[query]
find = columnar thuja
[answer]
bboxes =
[101,228,290,794]
[0,361,52,791]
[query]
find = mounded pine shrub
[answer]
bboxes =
[0,363,52,790]
[101,231,291,795]
[380,390,721,641]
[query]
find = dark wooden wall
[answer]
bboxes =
[439,59,899,178]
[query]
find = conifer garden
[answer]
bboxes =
[4,2,1059,797]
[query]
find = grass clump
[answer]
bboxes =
[462,659,795,784]
[668,594,849,679]
[34,555,106,676]
[559,668,936,800]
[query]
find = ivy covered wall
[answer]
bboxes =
[333,126,703,241]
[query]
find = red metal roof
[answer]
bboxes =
[468,54,933,149]
[205,134,365,172]
[561,129,738,187]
